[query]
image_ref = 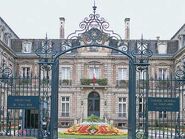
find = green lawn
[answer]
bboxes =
[59,133,127,138]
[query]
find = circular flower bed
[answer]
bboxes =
[64,122,127,135]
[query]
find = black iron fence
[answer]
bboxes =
[0,76,51,138]
[136,78,185,139]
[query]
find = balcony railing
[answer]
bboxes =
[116,80,128,88]
[80,78,108,86]
[20,78,32,85]
[59,79,72,86]
[118,112,127,118]
[155,80,171,89]
[137,79,147,89]
[61,112,69,117]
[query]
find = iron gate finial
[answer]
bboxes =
[93,0,97,15]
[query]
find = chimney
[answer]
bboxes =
[156,36,160,41]
[124,18,130,40]
[59,17,65,39]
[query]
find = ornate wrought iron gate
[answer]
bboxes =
[0,67,42,137]
[1,5,184,139]
[135,65,185,139]
[36,6,153,139]
[136,75,182,138]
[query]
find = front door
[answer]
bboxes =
[88,92,100,117]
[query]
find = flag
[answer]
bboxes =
[92,68,96,85]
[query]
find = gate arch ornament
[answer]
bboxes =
[35,5,152,139]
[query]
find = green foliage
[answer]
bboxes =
[96,78,108,85]
[88,124,97,132]
[61,79,71,85]
[21,79,31,84]
[42,79,50,84]
[80,79,92,85]
[80,78,108,85]
[117,80,128,88]
[86,114,101,122]
[63,79,69,83]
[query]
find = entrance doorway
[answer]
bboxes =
[88,92,100,117]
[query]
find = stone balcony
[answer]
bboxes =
[80,78,108,89]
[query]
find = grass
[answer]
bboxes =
[59,133,127,138]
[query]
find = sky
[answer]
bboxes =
[0,0,185,40]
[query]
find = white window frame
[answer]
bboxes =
[158,68,167,80]
[22,41,32,53]
[158,43,167,54]
[159,111,167,119]
[21,67,31,78]
[118,68,127,80]
[60,67,71,80]
[41,69,51,80]
[118,97,127,118]
[89,66,100,79]
[139,70,146,80]
[61,96,70,117]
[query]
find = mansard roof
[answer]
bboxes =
[11,39,178,57]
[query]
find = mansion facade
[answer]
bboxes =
[0,14,185,129]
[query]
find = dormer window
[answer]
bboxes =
[22,41,32,53]
[157,42,167,54]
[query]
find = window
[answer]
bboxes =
[59,67,72,86]
[21,67,31,78]
[4,33,8,45]
[61,67,71,80]
[157,43,167,54]
[158,68,167,80]
[41,70,50,80]
[61,97,69,117]
[159,111,167,118]
[22,41,32,53]
[118,68,127,80]
[118,97,127,117]
[117,68,128,88]
[140,71,146,80]
[40,69,51,85]
[89,67,100,79]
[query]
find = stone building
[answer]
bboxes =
[0,11,185,129]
